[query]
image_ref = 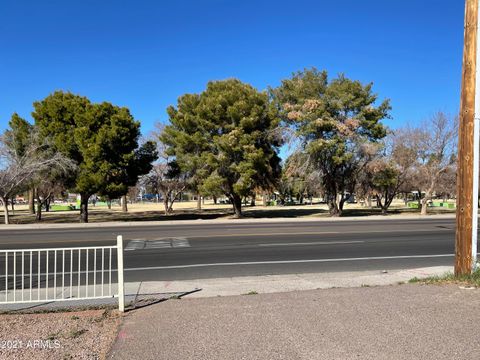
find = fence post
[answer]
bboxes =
[117,235,125,312]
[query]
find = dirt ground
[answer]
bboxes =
[0,199,455,225]
[0,309,121,360]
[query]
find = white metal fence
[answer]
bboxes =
[0,235,125,311]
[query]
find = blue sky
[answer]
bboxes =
[0,0,465,142]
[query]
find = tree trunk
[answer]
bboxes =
[262,193,268,206]
[197,194,202,210]
[329,205,341,217]
[28,188,35,214]
[328,196,341,217]
[163,197,169,215]
[168,191,182,213]
[232,194,242,218]
[36,197,42,221]
[1,198,10,225]
[421,189,433,215]
[366,196,372,208]
[80,193,89,223]
[420,197,429,215]
[339,196,347,212]
[213,195,217,205]
[376,194,388,215]
[250,196,256,207]
[121,195,128,212]
[107,201,112,210]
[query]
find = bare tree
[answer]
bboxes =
[436,166,457,202]
[414,113,457,215]
[282,151,324,204]
[33,179,67,221]
[144,124,189,215]
[357,130,418,214]
[0,132,73,224]
[142,162,187,215]
[356,113,457,215]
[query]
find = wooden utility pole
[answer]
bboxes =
[455,0,479,276]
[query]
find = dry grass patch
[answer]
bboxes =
[409,268,480,288]
[0,200,455,225]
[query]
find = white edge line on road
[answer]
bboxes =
[157,228,451,239]
[124,254,455,272]
[0,253,463,279]
[258,240,365,247]
[0,254,462,279]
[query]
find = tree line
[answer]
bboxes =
[0,68,458,224]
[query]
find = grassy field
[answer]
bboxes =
[0,199,456,225]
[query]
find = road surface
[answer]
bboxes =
[0,217,458,282]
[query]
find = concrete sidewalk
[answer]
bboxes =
[109,283,480,360]
[0,266,452,313]
[0,213,456,230]
[126,266,453,298]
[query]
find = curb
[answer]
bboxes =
[122,266,454,299]
[0,213,457,230]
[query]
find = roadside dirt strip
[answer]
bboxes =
[0,309,120,359]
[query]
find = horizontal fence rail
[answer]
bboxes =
[0,235,125,311]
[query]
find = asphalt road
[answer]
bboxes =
[0,217,458,283]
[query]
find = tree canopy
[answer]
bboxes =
[4,113,33,157]
[0,71,458,223]
[272,68,390,216]
[162,79,282,217]
[32,91,157,222]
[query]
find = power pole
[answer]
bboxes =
[455,0,479,276]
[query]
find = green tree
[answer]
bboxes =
[162,79,282,217]
[161,95,208,210]
[33,91,157,222]
[4,113,33,157]
[272,68,390,216]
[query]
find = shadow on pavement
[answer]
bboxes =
[126,288,203,312]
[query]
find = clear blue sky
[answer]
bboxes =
[0,0,465,141]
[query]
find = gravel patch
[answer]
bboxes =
[0,309,121,359]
